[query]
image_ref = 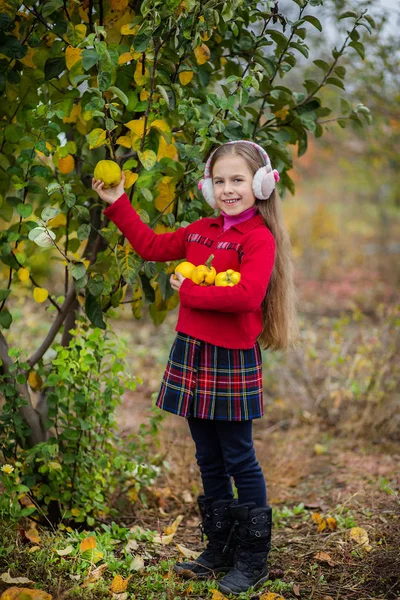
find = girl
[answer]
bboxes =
[92,140,297,596]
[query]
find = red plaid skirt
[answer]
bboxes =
[155,332,263,421]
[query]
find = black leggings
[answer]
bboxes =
[188,417,267,507]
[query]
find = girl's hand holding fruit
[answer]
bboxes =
[92,160,125,204]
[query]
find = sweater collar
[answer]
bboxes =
[210,212,265,233]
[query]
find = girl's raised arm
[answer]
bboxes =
[102,191,187,262]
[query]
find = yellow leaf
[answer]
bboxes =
[65,46,82,70]
[0,587,53,600]
[120,23,139,35]
[350,527,372,551]
[314,443,327,455]
[211,590,229,600]
[87,128,108,149]
[67,24,87,45]
[317,519,327,532]
[150,119,171,134]
[125,119,146,138]
[63,103,82,124]
[314,551,335,566]
[18,267,30,282]
[138,149,157,171]
[179,71,194,86]
[140,88,150,100]
[311,513,323,524]
[33,288,49,304]
[58,154,75,174]
[200,31,211,42]
[154,176,176,212]
[110,574,132,593]
[259,594,286,600]
[28,370,43,391]
[157,136,178,161]
[110,0,129,10]
[194,44,210,65]
[116,135,132,148]
[123,171,138,189]
[71,508,81,516]
[164,514,183,536]
[176,543,201,560]
[134,61,149,86]
[118,52,134,65]
[80,536,97,551]
[275,106,290,120]
[20,46,36,68]
[28,546,41,553]
[327,517,337,531]
[47,213,67,228]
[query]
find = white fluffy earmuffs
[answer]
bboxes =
[197,140,280,209]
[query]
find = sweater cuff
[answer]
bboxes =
[103,192,130,217]
[179,277,196,306]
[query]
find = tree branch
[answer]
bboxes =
[27,287,77,368]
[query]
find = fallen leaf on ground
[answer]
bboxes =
[125,539,139,553]
[293,584,301,596]
[0,571,35,584]
[111,594,128,600]
[28,547,41,553]
[110,574,132,593]
[350,527,372,551]
[315,551,336,566]
[130,555,145,571]
[55,545,74,556]
[176,543,201,560]
[152,532,175,545]
[25,528,40,545]
[79,536,97,551]
[81,563,108,585]
[164,514,183,535]
[211,590,229,600]
[259,593,286,600]
[182,489,193,503]
[327,517,337,531]
[0,588,52,600]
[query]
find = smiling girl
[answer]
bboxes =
[92,140,298,595]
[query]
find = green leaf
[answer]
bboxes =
[69,262,86,280]
[303,15,322,31]
[349,41,365,59]
[44,57,66,81]
[326,77,345,90]
[0,290,11,302]
[85,292,106,329]
[133,34,151,52]
[108,85,129,106]
[0,309,12,329]
[339,10,358,19]
[290,42,308,58]
[41,207,60,222]
[116,246,142,284]
[17,203,33,218]
[82,48,99,71]
[42,0,63,18]
[98,70,112,92]
[77,223,91,241]
[313,59,329,72]
[87,274,104,297]
[28,227,56,248]
[138,150,157,171]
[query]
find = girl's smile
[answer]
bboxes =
[212,156,257,214]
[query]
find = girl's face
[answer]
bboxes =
[212,155,256,215]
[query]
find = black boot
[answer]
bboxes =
[174,495,237,579]
[217,503,272,595]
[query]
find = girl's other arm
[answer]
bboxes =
[178,234,276,312]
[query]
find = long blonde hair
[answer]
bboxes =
[210,142,299,351]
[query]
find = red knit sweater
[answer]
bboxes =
[103,193,276,349]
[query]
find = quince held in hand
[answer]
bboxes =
[93,160,121,189]
[215,269,241,287]
[174,261,196,280]
[191,254,216,286]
